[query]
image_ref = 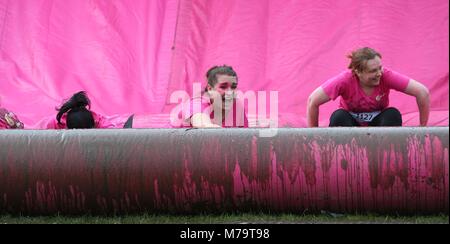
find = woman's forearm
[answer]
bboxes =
[307,104,319,127]
[416,92,430,126]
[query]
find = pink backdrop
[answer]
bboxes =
[0,0,448,128]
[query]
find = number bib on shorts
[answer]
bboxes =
[349,111,381,123]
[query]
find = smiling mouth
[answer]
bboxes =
[222,95,234,109]
[223,93,235,100]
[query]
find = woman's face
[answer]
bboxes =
[211,75,237,96]
[208,75,237,110]
[356,56,383,88]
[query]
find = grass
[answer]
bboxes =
[0,213,448,224]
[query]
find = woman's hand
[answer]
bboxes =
[191,113,221,128]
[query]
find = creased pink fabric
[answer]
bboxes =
[169,0,449,127]
[0,0,448,128]
[0,0,178,128]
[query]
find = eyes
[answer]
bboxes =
[219,83,238,90]
[367,66,383,74]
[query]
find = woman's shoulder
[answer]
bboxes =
[90,111,115,128]
[325,70,354,85]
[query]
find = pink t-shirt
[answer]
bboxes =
[45,111,114,129]
[180,96,249,128]
[321,67,410,113]
[0,107,24,129]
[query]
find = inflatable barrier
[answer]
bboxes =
[0,127,448,215]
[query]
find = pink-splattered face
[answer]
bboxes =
[210,75,237,97]
[356,56,383,88]
[208,75,238,110]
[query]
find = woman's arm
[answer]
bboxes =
[307,87,331,127]
[403,79,430,126]
[191,113,221,128]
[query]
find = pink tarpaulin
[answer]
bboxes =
[0,0,448,128]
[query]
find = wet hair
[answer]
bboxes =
[56,91,95,129]
[205,65,238,92]
[347,47,382,74]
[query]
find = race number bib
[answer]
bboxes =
[349,111,381,123]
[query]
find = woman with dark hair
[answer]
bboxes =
[45,91,113,129]
[181,65,248,128]
[307,47,430,127]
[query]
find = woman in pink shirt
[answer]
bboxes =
[46,91,113,129]
[307,47,430,127]
[181,65,248,128]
